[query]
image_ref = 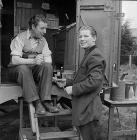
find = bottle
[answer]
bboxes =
[60,66,64,78]
[57,70,61,79]
[134,83,137,99]
[53,65,57,77]
[129,85,134,99]
[125,83,130,99]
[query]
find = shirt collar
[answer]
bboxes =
[84,45,96,56]
[26,29,31,39]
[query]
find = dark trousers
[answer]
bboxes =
[78,120,100,140]
[8,63,53,103]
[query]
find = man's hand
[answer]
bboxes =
[65,86,72,95]
[35,54,44,65]
[57,79,66,88]
[44,56,52,63]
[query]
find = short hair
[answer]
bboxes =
[79,25,97,37]
[28,14,47,29]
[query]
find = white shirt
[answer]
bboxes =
[10,29,51,58]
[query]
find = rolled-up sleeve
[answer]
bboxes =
[42,38,52,57]
[10,36,24,57]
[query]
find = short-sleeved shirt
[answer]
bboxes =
[10,29,51,59]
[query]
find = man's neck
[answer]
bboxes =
[30,30,41,40]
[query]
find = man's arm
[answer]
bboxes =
[42,38,52,63]
[11,55,35,65]
[72,56,106,96]
[10,36,36,65]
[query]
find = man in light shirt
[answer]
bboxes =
[9,14,59,114]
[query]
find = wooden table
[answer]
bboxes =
[104,98,137,140]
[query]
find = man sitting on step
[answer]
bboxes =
[8,14,59,114]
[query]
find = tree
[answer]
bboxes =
[121,21,134,55]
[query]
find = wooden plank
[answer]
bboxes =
[19,98,24,129]
[113,129,136,137]
[28,103,37,134]
[35,109,71,118]
[25,8,31,27]
[14,0,16,30]
[0,83,19,86]
[40,131,78,139]
[19,127,60,140]
[0,85,22,104]
[104,98,137,107]
[21,8,26,28]
[16,8,22,26]
[108,107,114,140]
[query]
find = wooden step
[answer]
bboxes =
[40,130,78,139]
[35,109,71,118]
[19,127,60,140]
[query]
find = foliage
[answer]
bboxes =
[121,21,134,55]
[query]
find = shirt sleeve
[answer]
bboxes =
[10,36,24,57]
[42,38,52,57]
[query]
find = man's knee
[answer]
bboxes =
[41,62,53,71]
[16,65,31,75]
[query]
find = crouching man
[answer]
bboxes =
[8,14,59,114]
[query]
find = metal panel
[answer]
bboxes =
[76,0,121,85]
[53,30,66,67]
[64,23,76,70]
[112,0,122,84]
[53,24,76,70]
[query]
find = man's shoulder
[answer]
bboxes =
[41,36,48,46]
[89,47,106,63]
[10,30,28,45]
[93,47,105,57]
[17,30,28,40]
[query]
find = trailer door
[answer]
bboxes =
[76,0,121,85]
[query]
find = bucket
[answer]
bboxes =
[110,82,125,101]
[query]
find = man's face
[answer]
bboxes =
[79,29,96,49]
[32,21,47,39]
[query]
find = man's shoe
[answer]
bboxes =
[35,102,46,114]
[43,102,59,113]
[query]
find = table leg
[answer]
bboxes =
[19,98,24,129]
[108,106,114,140]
